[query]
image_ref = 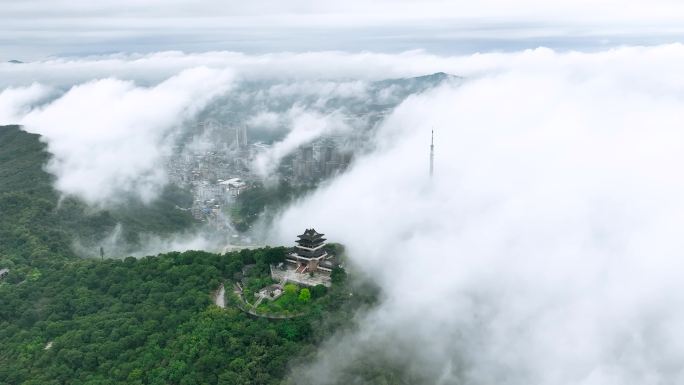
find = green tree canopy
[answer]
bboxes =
[298,288,311,303]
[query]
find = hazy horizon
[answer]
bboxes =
[3,0,684,60]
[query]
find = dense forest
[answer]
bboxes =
[0,247,376,385]
[0,125,388,384]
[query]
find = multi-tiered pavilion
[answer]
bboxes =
[271,228,339,286]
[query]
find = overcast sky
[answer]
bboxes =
[3,0,684,60]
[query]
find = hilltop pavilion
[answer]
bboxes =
[271,228,339,286]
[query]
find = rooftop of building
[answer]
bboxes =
[297,228,325,241]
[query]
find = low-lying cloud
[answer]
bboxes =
[0,83,52,123]
[252,107,352,178]
[18,67,233,205]
[272,45,684,384]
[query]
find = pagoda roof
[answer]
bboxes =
[296,228,325,241]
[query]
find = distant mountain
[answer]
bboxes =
[373,71,459,90]
[196,72,460,145]
[7,59,23,64]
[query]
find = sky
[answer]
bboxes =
[3,0,684,60]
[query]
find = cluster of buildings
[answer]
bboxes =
[290,140,352,184]
[166,122,260,226]
[165,120,353,230]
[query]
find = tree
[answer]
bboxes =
[298,288,311,303]
[264,247,286,264]
[331,267,347,284]
[283,284,298,296]
[311,284,327,299]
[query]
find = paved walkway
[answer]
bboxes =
[270,265,332,287]
[231,283,304,319]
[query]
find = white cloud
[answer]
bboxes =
[251,107,351,178]
[0,51,452,88]
[271,45,684,384]
[17,67,234,205]
[0,83,52,123]
[246,111,282,131]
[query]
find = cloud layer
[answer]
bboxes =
[271,45,684,384]
[18,67,233,205]
[0,83,52,123]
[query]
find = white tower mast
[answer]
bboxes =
[430,129,434,178]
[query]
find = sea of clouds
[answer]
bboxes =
[3,45,684,383]
[271,45,684,384]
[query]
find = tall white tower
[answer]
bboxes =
[430,129,434,177]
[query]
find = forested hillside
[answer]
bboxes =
[0,248,374,385]
[0,125,75,269]
[0,125,383,385]
[0,125,55,197]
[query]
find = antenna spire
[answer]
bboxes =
[430,129,434,178]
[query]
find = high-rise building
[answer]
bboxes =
[199,119,221,132]
[298,145,315,181]
[235,125,248,150]
[319,144,334,176]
